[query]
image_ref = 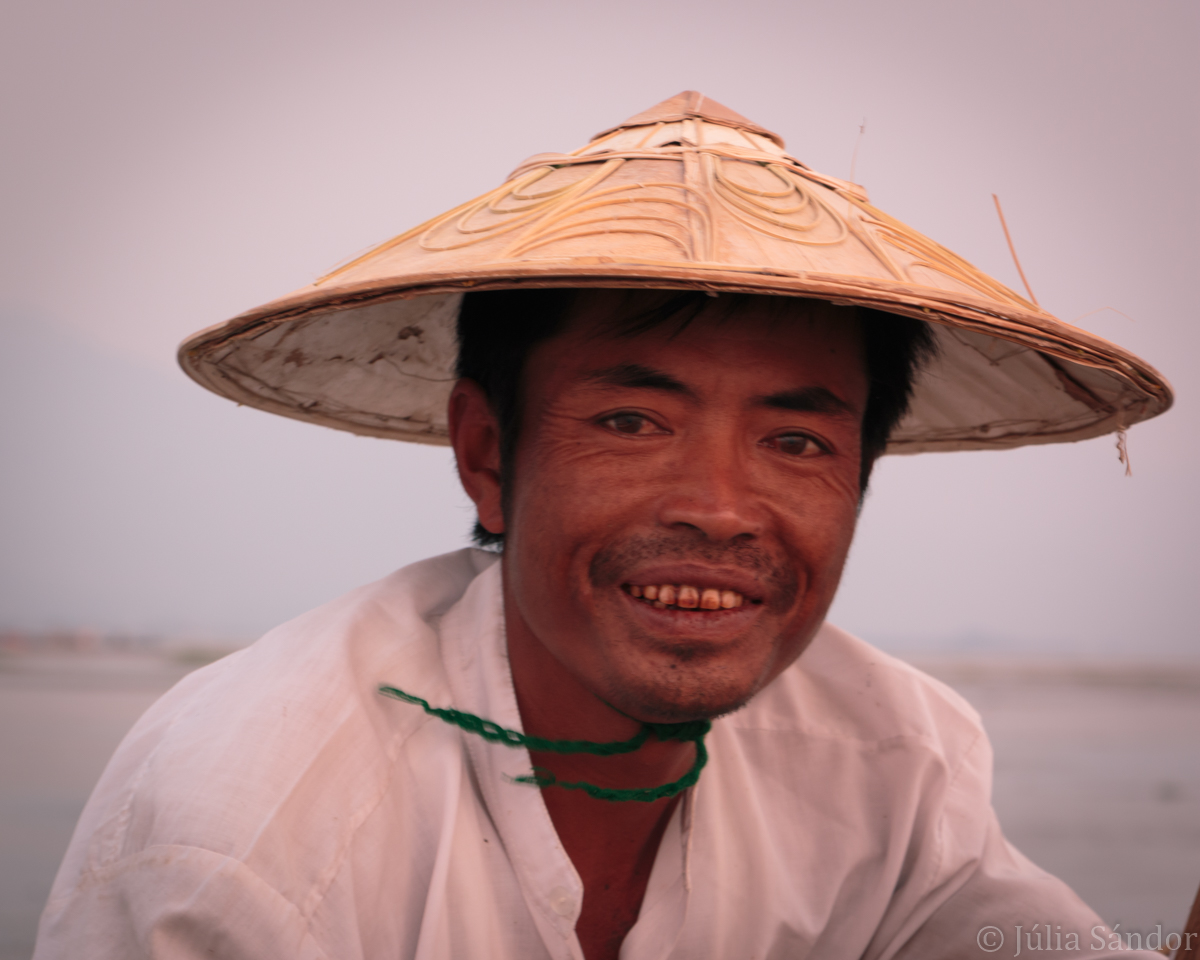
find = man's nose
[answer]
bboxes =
[657,449,766,542]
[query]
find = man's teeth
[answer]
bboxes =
[628,584,746,609]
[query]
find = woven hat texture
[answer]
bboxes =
[179,91,1172,453]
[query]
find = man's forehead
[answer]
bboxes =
[580,361,861,418]
[527,292,869,413]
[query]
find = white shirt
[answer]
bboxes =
[35,549,1156,959]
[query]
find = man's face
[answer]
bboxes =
[498,293,869,724]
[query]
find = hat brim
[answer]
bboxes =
[179,262,1171,455]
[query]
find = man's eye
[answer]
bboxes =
[768,433,824,457]
[602,413,656,435]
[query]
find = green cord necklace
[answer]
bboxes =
[378,685,710,803]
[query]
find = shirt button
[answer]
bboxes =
[549,886,575,917]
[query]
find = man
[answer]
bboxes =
[37,93,1172,959]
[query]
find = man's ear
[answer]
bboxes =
[448,379,505,536]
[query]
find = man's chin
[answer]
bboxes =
[586,629,784,723]
[600,671,760,725]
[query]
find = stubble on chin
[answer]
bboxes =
[598,662,763,723]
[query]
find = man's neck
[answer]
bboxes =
[503,580,696,960]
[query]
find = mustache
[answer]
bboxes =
[589,532,799,608]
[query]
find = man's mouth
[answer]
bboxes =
[623,583,753,611]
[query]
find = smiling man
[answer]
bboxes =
[37,94,1172,960]
[449,288,922,956]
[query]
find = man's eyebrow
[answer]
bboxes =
[582,363,694,396]
[756,386,857,418]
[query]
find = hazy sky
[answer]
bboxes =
[1,0,1196,657]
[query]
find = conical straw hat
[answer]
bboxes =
[179,91,1172,453]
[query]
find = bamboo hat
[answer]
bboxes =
[179,91,1171,453]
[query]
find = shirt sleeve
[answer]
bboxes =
[34,845,332,960]
[880,729,1165,960]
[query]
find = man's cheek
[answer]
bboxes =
[523,467,647,540]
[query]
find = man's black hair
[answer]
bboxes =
[456,288,937,548]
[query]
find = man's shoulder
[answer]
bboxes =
[63,549,497,877]
[158,546,497,728]
[732,622,984,761]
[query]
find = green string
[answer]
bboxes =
[378,684,710,803]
